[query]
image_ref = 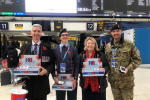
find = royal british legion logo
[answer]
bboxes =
[26,58,34,62]
[61,76,67,80]
[89,61,97,65]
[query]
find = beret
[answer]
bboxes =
[59,28,68,37]
[110,24,122,31]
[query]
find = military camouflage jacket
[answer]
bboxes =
[105,36,141,87]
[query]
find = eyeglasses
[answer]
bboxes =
[61,34,69,37]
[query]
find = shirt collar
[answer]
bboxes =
[32,41,41,46]
[60,43,69,48]
[111,36,124,46]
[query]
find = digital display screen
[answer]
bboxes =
[0,0,150,17]
[32,21,51,31]
[25,0,77,13]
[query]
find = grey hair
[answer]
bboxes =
[31,24,42,32]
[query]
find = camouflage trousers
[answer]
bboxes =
[111,86,133,100]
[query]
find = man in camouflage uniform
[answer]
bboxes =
[105,24,141,100]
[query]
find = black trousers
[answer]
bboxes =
[27,95,47,100]
[82,85,106,100]
[56,85,77,100]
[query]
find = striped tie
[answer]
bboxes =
[33,44,38,55]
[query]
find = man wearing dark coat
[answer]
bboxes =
[19,24,55,100]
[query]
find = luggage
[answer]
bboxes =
[1,70,11,85]
[7,48,18,64]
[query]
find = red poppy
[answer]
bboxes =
[84,58,87,62]
[69,74,73,78]
[36,55,40,60]
[21,55,24,59]
[99,65,102,68]
[37,63,41,66]
[56,74,60,77]
[19,61,22,66]
[98,58,101,63]
[43,47,47,50]
[61,86,63,89]
[24,70,28,74]
[83,64,86,68]
[92,72,95,75]
[68,51,70,54]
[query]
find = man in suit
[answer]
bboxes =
[19,24,55,100]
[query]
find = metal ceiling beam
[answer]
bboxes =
[0,16,149,22]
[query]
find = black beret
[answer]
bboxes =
[110,24,122,31]
[59,28,68,37]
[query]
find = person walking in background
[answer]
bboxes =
[101,42,106,54]
[2,40,20,85]
[15,41,20,48]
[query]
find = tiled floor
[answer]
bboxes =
[0,67,150,100]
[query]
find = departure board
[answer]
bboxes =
[0,0,150,17]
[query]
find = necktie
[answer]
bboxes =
[63,45,66,48]
[33,44,38,55]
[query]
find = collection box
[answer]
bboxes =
[52,74,74,91]
[83,58,104,77]
[14,55,41,75]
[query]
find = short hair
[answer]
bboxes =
[84,37,100,51]
[31,24,42,32]
[11,40,16,45]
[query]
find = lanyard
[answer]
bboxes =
[57,45,73,77]
[59,44,70,63]
[31,41,41,55]
[112,47,118,58]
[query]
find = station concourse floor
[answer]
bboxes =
[0,67,150,100]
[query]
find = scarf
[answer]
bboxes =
[84,50,100,93]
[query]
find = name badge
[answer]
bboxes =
[60,63,66,73]
[42,56,50,62]
[111,58,115,68]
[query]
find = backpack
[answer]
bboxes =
[7,48,18,63]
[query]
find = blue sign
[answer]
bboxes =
[14,12,26,15]
[0,22,8,30]
[87,23,94,30]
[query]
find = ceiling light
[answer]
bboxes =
[127,15,131,17]
[22,33,27,35]
[138,15,142,17]
[103,33,108,34]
